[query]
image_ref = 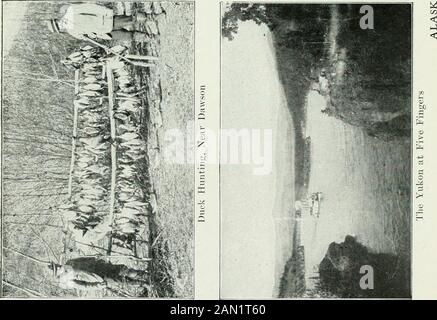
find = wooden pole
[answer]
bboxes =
[68,69,80,199]
[72,240,136,257]
[84,36,157,66]
[74,69,80,93]
[125,54,159,61]
[79,253,152,262]
[106,63,117,255]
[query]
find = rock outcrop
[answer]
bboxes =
[318,235,410,298]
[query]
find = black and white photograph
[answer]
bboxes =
[221,3,411,298]
[1,1,194,298]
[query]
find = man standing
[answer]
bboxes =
[47,3,147,42]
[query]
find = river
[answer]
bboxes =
[221,18,410,298]
[301,91,411,290]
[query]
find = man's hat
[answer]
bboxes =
[47,19,60,33]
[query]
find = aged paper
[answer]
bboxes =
[0,0,436,300]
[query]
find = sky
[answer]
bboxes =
[221,20,295,298]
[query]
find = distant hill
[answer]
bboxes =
[277,221,306,297]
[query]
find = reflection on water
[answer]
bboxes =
[319,235,410,297]
[301,91,410,292]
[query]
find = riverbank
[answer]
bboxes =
[302,91,410,297]
[268,4,411,297]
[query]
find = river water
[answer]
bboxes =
[221,19,410,298]
[301,91,411,289]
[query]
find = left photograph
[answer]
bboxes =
[1,1,194,298]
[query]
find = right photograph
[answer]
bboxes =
[220,3,411,298]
